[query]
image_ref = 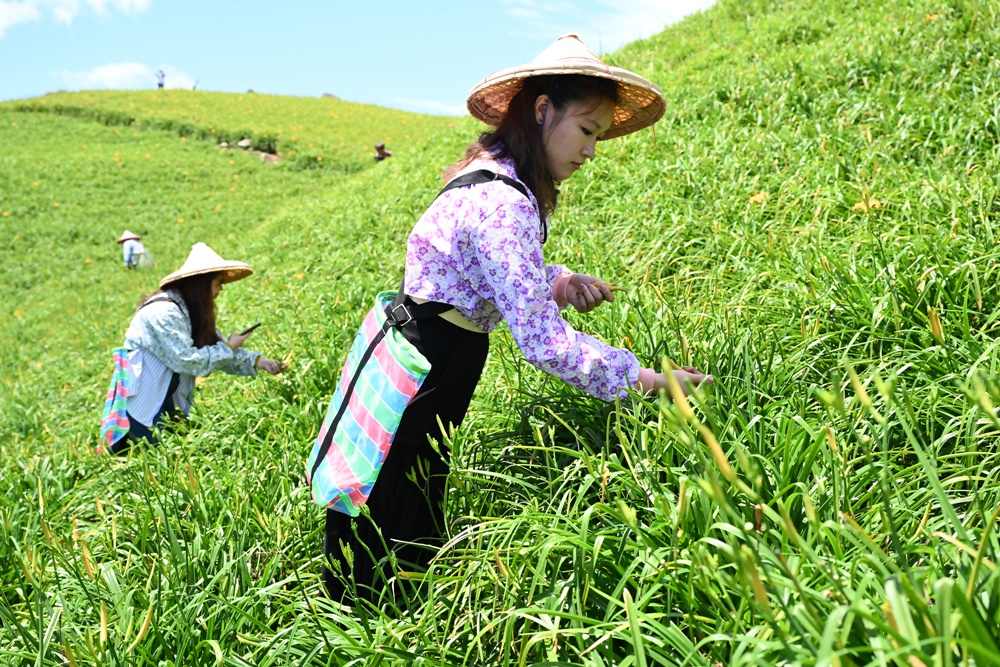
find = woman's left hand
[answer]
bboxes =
[566,273,615,313]
[257,357,284,375]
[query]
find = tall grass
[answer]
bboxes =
[2,0,999,664]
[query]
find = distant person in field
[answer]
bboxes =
[373,141,392,162]
[99,243,284,454]
[117,230,146,269]
[319,34,712,603]
[157,69,165,89]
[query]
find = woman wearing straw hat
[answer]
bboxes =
[320,34,712,602]
[100,242,283,454]
[117,230,146,269]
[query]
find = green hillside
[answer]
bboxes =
[2,0,999,664]
[10,89,452,171]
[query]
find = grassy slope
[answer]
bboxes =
[2,0,1000,665]
[0,96,459,445]
[9,89,450,171]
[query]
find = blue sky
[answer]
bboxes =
[0,0,714,115]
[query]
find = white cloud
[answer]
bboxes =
[54,61,196,90]
[591,0,715,51]
[505,7,543,20]
[55,61,150,88]
[0,1,41,37]
[0,0,150,38]
[500,0,715,54]
[392,97,468,117]
[499,0,578,33]
[158,64,196,90]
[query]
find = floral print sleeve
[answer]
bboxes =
[470,201,639,401]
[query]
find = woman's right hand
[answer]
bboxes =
[668,368,713,395]
[226,331,251,350]
[256,358,284,375]
[639,367,713,396]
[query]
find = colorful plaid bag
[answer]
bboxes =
[99,347,131,452]
[306,291,449,515]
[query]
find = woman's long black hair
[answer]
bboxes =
[139,272,219,348]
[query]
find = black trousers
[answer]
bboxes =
[323,312,489,603]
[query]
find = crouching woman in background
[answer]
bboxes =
[99,242,284,454]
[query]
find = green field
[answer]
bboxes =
[2,0,999,664]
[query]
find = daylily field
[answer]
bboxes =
[2,0,999,664]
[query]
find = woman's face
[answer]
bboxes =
[211,275,223,298]
[536,95,615,182]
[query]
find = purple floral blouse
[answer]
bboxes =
[404,155,640,401]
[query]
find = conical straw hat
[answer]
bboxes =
[159,242,253,288]
[117,229,141,243]
[467,34,665,140]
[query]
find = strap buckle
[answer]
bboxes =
[389,302,414,328]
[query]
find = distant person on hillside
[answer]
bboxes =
[156,69,165,89]
[373,141,392,162]
[99,243,285,454]
[313,34,712,604]
[117,230,146,269]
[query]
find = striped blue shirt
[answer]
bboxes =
[123,290,261,427]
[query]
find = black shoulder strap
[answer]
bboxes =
[438,168,547,243]
[127,295,186,355]
[436,168,531,203]
[138,295,180,311]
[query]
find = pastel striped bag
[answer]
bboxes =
[99,347,131,452]
[306,290,449,515]
[306,170,530,515]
